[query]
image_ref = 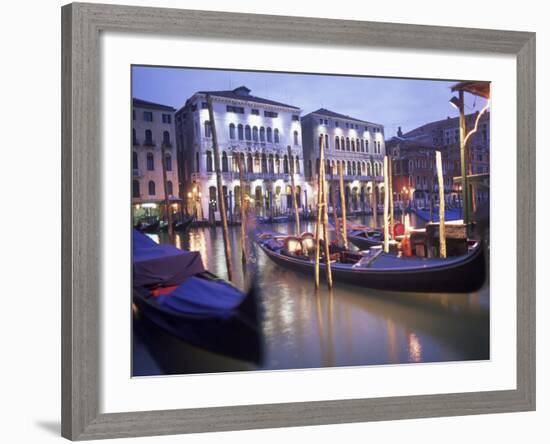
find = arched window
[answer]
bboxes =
[365,140,369,152]
[346,137,350,151]
[260,127,265,142]
[357,138,360,152]
[318,135,323,149]
[148,180,155,196]
[358,162,362,175]
[245,125,251,140]
[351,139,356,152]
[274,129,280,144]
[132,151,138,170]
[252,126,259,142]
[166,180,173,196]
[247,153,253,173]
[295,156,300,174]
[261,153,267,173]
[315,158,320,176]
[229,123,236,140]
[164,153,172,171]
[268,154,274,173]
[221,151,228,172]
[266,127,272,143]
[347,161,352,175]
[275,154,280,174]
[145,129,153,146]
[360,139,365,152]
[209,186,217,211]
[294,130,299,145]
[132,180,140,198]
[204,121,211,138]
[195,152,200,172]
[238,124,244,140]
[254,153,260,173]
[283,155,289,174]
[163,131,171,145]
[206,151,213,172]
[146,152,154,171]
[335,136,340,150]
[133,129,138,145]
[325,134,329,150]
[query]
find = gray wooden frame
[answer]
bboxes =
[61,2,536,440]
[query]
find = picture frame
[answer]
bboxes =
[61,2,536,440]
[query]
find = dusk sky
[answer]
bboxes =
[132,66,487,137]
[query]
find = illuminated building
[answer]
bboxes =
[175,86,310,220]
[300,108,386,213]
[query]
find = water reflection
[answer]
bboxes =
[139,215,489,374]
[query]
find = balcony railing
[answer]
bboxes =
[143,140,156,147]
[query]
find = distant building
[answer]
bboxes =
[387,111,490,209]
[175,86,307,219]
[132,98,180,222]
[301,108,386,212]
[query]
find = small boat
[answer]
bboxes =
[347,229,383,249]
[132,230,262,364]
[413,207,462,222]
[256,232,485,293]
[173,215,195,231]
[135,219,160,233]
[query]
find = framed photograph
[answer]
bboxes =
[62,2,535,440]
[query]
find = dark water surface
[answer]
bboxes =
[133,214,489,376]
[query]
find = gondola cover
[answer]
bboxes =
[132,229,205,288]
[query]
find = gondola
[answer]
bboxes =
[173,215,195,231]
[347,229,383,249]
[256,232,485,293]
[413,207,462,222]
[135,219,160,233]
[132,230,262,364]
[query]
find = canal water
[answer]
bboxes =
[133,214,489,376]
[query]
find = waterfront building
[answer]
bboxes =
[132,98,180,222]
[300,108,386,213]
[175,86,308,220]
[387,111,490,209]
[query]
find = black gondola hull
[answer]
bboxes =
[259,243,486,293]
[133,275,262,364]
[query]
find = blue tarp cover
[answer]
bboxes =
[132,230,206,288]
[157,276,245,316]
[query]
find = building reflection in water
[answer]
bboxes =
[148,215,489,373]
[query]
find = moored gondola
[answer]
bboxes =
[256,232,485,293]
[133,230,262,364]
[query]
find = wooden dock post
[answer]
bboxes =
[330,171,341,246]
[435,151,447,258]
[383,156,390,253]
[288,145,301,235]
[206,95,233,281]
[160,140,174,242]
[388,155,394,239]
[338,162,348,249]
[237,154,247,265]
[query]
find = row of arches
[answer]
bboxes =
[132,179,173,198]
[223,123,291,144]
[308,158,383,177]
[205,151,300,175]
[133,151,172,172]
[207,184,303,213]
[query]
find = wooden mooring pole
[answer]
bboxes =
[383,156,390,253]
[207,95,233,281]
[435,151,447,258]
[338,162,348,250]
[288,145,301,235]
[237,154,247,266]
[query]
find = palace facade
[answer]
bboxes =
[175,86,310,220]
[300,108,386,213]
